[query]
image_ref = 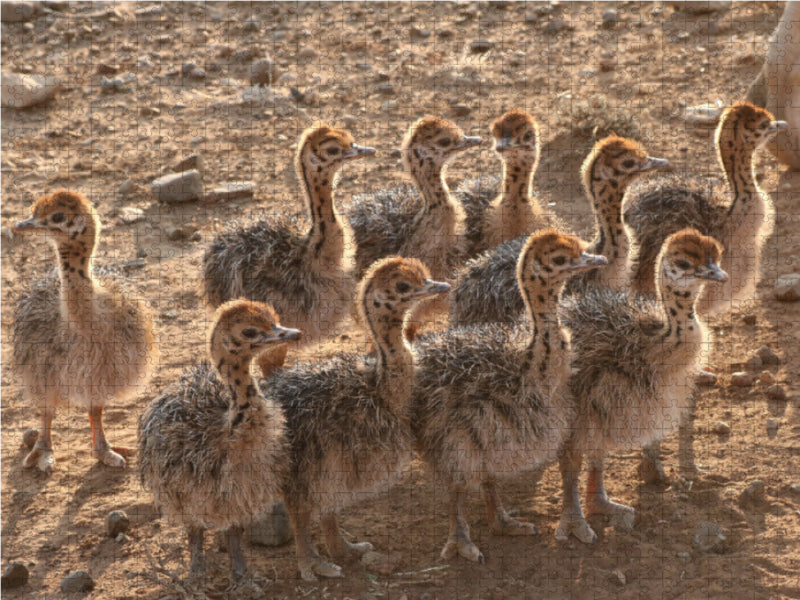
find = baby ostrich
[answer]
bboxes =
[457,108,545,255]
[12,190,155,473]
[413,229,607,563]
[138,300,301,581]
[269,257,450,581]
[449,136,669,326]
[624,101,786,481]
[203,124,374,375]
[346,116,481,279]
[556,229,727,544]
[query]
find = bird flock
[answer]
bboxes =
[10,100,786,585]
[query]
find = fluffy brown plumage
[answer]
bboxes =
[268,257,450,581]
[413,229,607,563]
[202,124,374,373]
[12,189,155,473]
[556,229,727,545]
[346,116,481,279]
[449,136,668,326]
[138,300,300,581]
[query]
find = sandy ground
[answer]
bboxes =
[2,2,799,599]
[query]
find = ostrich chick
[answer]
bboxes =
[270,257,450,581]
[138,300,301,581]
[556,229,727,544]
[12,190,155,473]
[413,229,607,563]
[203,124,374,375]
[459,108,546,256]
[450,136,668,326]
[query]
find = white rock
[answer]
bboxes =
[1,72,60,108]
[151,170,203,203]
[774,273,800,301]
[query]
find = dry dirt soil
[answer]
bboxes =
[2,2,800,599]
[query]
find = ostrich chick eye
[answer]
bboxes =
[621,159,636,169]
[523,131,533,143]
[326,146,341,156]
[552,256,566,266]
[675,259,692,270]
[241,327,259,339]
[437,138,452,148]
[51,212,65,224]
[396,281,411,293]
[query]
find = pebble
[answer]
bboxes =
[450,104,471,117]
[602,9,618,27]
[741,313,757,325]
[134,5,163,18]
[298,46,318,63]
[380,100,398,112]
[164,225,198,242]
[695,371,717,386]
[231,47,260,63]
[712,421,730,435]
[684,103,723,128]
[765,384,787,402]
[60,571,95,594]
[106,510,130,537]
[731,372,756,387]
[100,73,135,93]
[1,73,60,108]
[438,29,455,38]
[96,63,119,76]
[1,1,36,22]
[248,501,293,547]
[22,429,39,449]
[1,562,29,589]
[759,371,775,385]
[250,58,280,85]
[375,82,395,95]
[470,40,494,53]
[390,148,403,159]
[118,178,134,196]
[774,274,800,301]
[790,484,800,494]
[151,170,203,203]
[757,346,781,366]
[360,550,399,576]
[173,154,202,174]
[676,551,691,563]
[409,26,430,39]
[609,568,626,586]
[204,181,255,202]
[116,532,131,544]
[745,355,763,372]
[693,521,726,553]
[598,50,616,71]
[543,19,569,34]
[117,207,145,225]
[242,16,259,32]
[766,418,778,435]
[139,106,160,116]
[739,480,766,506]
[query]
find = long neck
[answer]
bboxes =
[656,272,702,349]
[300,161,347,267]
[363,301,415,412]
[587,166,629,280]
[410,160,454,216]
[717,126,759,218]
[213,345,260,412]
[520,277,567,384]
[499,155,541,216]
[56,234,96,326]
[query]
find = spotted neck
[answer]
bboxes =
[586,161,629,282]
[717,125,761,219]
[519,276,569,387]
[55,224,97,327]
[361,288,415,412]
[656,270,704,350]
[210,332,264,422]
[498,153,540,216]
[299,160,349,269]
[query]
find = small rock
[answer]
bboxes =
[134,5,163,18]
[745,355,763,372]
[1,73,60,108]
[106,510,130,537]
[666,1,731,14]
[96,63,119,76]
[712,421,730,435]
[470,40,494,53]
[118,178,134,196]
[380,100,398,112]
[1,562,29,589]
[609,568,626,586]
[765,384,787,402]
[437,29,455,38]
[766,418,778,436]
[248,501,293,547]
[242,16,259,32]
[164,225,197,242]
[1,226,14,246]
[298,47,318,63]
[450,104,471,117]
[409,26,430,39]
[693,521,726,553]
[774,274,800,301]
[204,181,254,202]
[696,370,717,386]
[360,550,400,576]
[684,103,723,128]
[731,372,756,387]
[22,429,39,449]
[231,47,260,63]
[100,73,135,93]
[289,87,305,102]
[756,346,780,366]
[543,19,569,34]
[676,551,691,563]
[1,2,36,22]
[375,82,395,95]
[598,50,616,71]
[739,480,766,506]
[60,571,95,594]
[139,106,160,116]
[390,148,402,159]
[250,59,280,85]
[602,9,618,27]
[759,371,775,385]
[790,484,800,494]
[117,207,145,225]
[741,313,757,325]
[151,170,203,203]
[173,154,202,174]
[115,532,131,544]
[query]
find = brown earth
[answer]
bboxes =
[2,2,800,599]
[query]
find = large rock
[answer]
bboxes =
[151,170,203,203]
[774,274,800,301]
[1,73,60,108]
[1,562,29,589]
[106,510,130,537]
[60,571,94,594]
